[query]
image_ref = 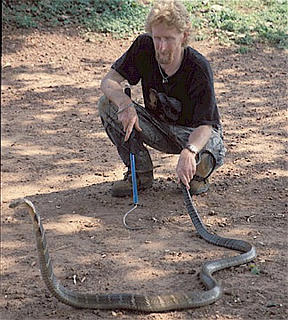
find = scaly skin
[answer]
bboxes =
[9,187,256,312]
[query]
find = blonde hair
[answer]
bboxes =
[145,0,191,46]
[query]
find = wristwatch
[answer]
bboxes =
[185,144,199,155]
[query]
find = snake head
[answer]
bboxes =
[9,198,36,211]
[9,198,26,208]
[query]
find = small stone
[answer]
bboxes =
[208,210,217,216]
[267,302,282,308]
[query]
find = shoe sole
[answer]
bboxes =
[111,183,153,198]
[190,184,209,196]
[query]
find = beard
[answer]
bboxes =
[156,50,173,65]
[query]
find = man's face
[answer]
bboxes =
[151,22,186,65]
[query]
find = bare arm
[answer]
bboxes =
[100,69,132,110]
[100,69,142,141]
[176,125,212,188]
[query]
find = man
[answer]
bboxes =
[99,0,225,197]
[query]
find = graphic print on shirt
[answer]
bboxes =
[148,88,158,111]
[148,88,182,123]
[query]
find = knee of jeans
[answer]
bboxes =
[98,95,115,118]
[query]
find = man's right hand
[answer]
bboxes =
[117,105,142,141]
[100,68,142,141]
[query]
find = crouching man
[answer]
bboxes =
[99,0,225,197]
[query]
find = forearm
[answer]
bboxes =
[100,69,141,141]
[186,125,212,152]
[100,72,132,110]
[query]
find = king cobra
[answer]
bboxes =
[9,184,256,312]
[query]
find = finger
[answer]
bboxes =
[124,123,134,141]
[177,173,189,190]
[183,177,190,189]
[124,130,131,142]
[181,177,190,189]
[135,119,142,132]
[121,119,128,132]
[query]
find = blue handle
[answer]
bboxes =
[130,153,138,204]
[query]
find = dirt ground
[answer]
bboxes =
[1,26,287,320]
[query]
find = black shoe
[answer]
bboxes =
[189,151,215,195]
[189,177,210,195]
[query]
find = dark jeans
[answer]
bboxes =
[98,96,226,175]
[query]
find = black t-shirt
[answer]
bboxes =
[112,34,220,128]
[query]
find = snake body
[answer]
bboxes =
[9,186,256,312]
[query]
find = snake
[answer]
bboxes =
[9,184,256,312]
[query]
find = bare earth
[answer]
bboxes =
[1,27,287,320]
